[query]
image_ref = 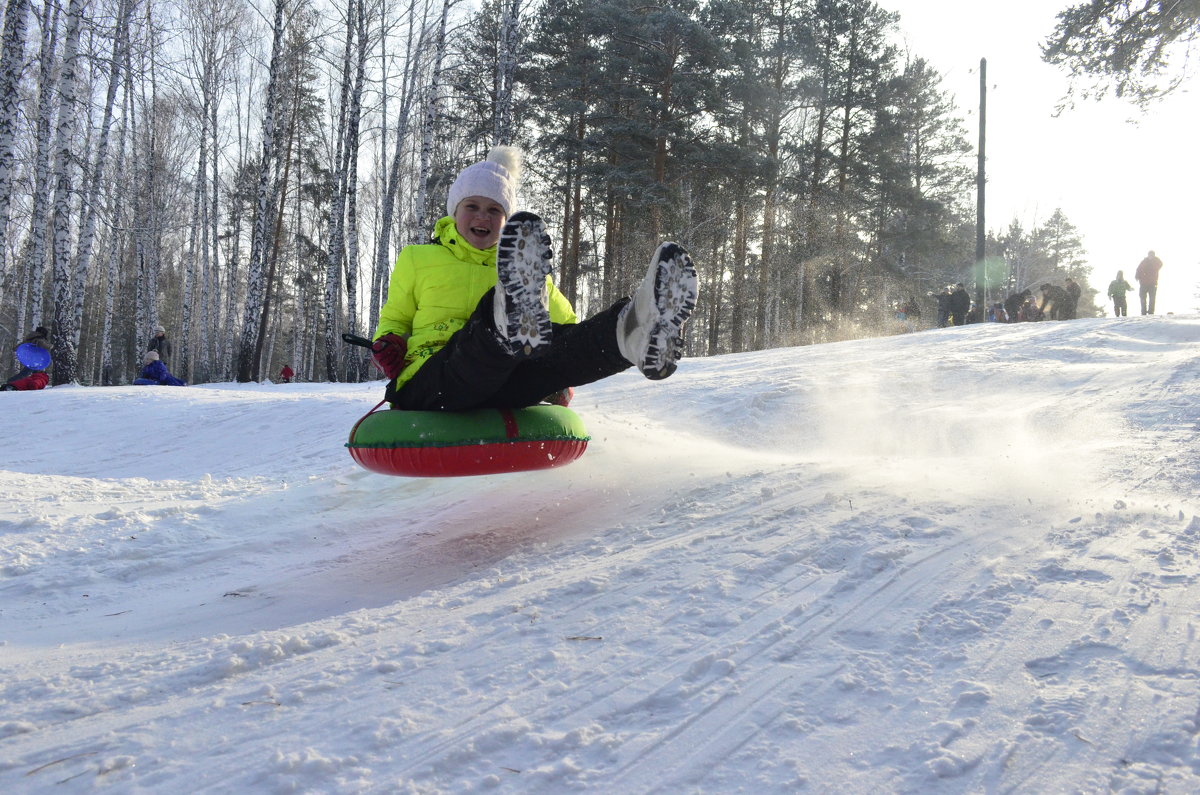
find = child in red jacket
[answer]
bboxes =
[2,327,52,391]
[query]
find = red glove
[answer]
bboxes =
[544,387,574,407]
[371,334,407,380]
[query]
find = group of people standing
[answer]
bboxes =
[930,248,1166,330]
[931,284,974,327]
[1107,250,1162,317]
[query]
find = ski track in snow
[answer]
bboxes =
[0,315,1197,793]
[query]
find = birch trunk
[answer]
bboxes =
[373,0,429,330]
[493,0,518,145]
[73,0,131,359]
[343,0,368,379]
[99,73,131,386]
[412,0,451,241]
[204,85,220,380]
[48,0,84,385]
[254,73,299,381]
[0,0,29,287]
[322,0,357,381]
[18,0,61,334]
[222,67,251,381]
[236,0,285,382]
[181,144,203,380]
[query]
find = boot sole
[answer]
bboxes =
[496,212,554,358]
[641,243,698,380]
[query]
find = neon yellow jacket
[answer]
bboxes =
[374,216,578,387]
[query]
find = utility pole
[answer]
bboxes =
[976,58,987,316]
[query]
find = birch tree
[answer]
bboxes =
[16,0,61,337]
[99,72,133,385]
[322,0,368,381]
[236,0,286,382]
[179,0,242,381]
[72,0,134,369]
[342,0,369,378]
[411,0,451,241]
[48,0,84,385]
[492,0,518,145]
[372,0,430,333]
[0,0,29,288]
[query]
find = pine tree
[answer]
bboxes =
[1044,1,1200,105]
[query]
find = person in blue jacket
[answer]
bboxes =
[133,350,186,386]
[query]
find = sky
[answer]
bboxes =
[881,0,1198,314]
[2,314,1198,791]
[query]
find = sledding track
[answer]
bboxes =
[1,316,1198,793]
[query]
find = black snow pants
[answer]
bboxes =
[388,290,632,411]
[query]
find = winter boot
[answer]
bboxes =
[494,211,554,358]
[616,242,698,380]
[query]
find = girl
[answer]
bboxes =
[371,147,698,411]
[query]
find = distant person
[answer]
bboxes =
[2,326,52,391]
[1038,283,1069,320]
[133,350,186,386]
[1063,277,1082,319]
[279,364,295,383]
[1134,250,1163,315]
[949,283,971,326]
[1018,292,1040,322]
[931,288,952,328]
[147,325,172,362]
[1107,270,1133,317]
[895,298,920,333]
[988,302,1008,322]
[1003,289,1031,323]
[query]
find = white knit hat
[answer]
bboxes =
[446,146,523,218]
[144,350,159,364]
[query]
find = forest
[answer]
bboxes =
[0,0,1100,386]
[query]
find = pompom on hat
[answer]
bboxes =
[446,146,523,218]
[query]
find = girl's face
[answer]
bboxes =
[453,196,506,249]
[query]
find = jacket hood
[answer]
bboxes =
[432,216,496,267]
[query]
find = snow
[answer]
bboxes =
[2,315,1198,793]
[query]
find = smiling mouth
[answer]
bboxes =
[471,226,491,236]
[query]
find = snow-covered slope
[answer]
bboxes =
[2,315,1197,793]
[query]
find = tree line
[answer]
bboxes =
[0,0,1113,386]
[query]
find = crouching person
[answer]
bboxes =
[2,326,52,391]
[2,371,49,391]
[133,350,186,386]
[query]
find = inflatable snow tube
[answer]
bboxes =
[347,404,590,477]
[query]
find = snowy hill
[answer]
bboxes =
[2,315,1198,793]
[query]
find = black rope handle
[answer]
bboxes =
[341,333,374,349]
